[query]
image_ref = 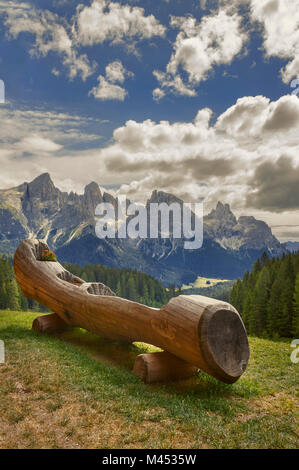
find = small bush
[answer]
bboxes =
[41,249,57,262]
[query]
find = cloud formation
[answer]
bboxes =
[0,0,164,82]
[105,61,134,84]
[0,103,107,190]
[96,94,299,211]
[74,0,166,47]
[249,0,299,83]
[154,8,247,96]
[1,0,298,98]
[1,93,299,219]
[247,156,299,212]
[0,1,96,80]
[216,94,299,138]
[89,61,134,101]
[90,76,127,101]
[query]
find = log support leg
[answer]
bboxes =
[32,313,71,334]
[133,351,198,384]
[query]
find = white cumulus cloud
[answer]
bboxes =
[0,1,96,81]
[74,0,166,47]
[89,61,134,101]
[90,76,127,101]
[249,0,299,83]
[154,8,247,97]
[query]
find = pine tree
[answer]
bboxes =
[230,278,243,313]
[20,292,28,311]
[252,267,271,336]
[142,281,149,305]
[261,251,270,266]
[293,274,299,337]
[6,278,20,311]
[267,277,282,337]
[243,293,253,334]
[127,274,138,301]
[116,280,122,297]
[278,278,294,337]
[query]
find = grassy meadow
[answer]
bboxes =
[0,310,298,449]
[182,276,232,290]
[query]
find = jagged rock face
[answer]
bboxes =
[0,173,287,284]
[139,190,186,260]
[0,207,28,252]
[84,182,103,214]
[148,190,184,206]
[205,202,237,239]
[204,203,282,252]
[20,173,65,232]
[287,241,299,252]
[234,216,282,252]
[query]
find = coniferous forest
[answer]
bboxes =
[63,262,178,307]
[0,255,178,311]
[230,251,299,338]
[0,256,47,312]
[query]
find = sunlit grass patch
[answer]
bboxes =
[0,310,297,449]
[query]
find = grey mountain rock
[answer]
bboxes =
[0,173,287,284]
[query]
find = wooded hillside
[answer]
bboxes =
[0,255,178,311]
[230,251,299,338]
[0,256,30,311]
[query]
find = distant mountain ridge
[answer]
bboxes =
[0,173,287,285]
[286,241,299,252]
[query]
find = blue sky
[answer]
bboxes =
[0,0,299,241]
[0,0,292,134]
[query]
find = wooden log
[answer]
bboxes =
[14,239,250,384]
[133,351,198,383]
[32,313,70,334]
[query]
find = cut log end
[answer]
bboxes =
[133,351,198,384]
[199,308,250,384]
[32,313,70,334]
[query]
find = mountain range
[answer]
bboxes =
[0,173,287,285]
[286,241,299,253]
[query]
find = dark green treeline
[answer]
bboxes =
[64,262,179,307]
[230,251,299,338]
[0,255,180,311]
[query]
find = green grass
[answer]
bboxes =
[182,276,232,290]
[0,310,298,449]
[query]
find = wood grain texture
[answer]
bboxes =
[133,352,198,383]
[32,313,70,334]
[14,239,250,384]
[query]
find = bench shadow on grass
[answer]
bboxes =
[2,322,258,408]
[51,326,257,400]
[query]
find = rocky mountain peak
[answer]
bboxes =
[204,201,237,241]
[30,172,53,187]
[20,173,62,231]
[207,201,237,223]
[103,191,117,207]
[84,181,101,195]
[84,181,103,213]
[148,190,183,206]
[26,172,56,199]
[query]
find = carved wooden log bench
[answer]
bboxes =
[14,239,250,384]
